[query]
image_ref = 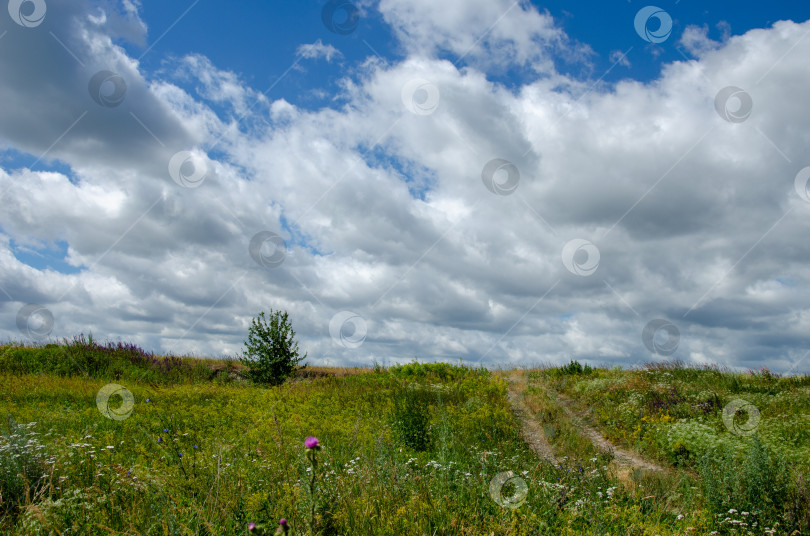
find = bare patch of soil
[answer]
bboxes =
[554,391,665,472]
[504,371,557,464]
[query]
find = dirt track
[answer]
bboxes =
[553,391,665,472]
[504,372,665,473]
[506,377,557,464]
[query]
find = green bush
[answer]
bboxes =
[240,310,307,386]
[550,360,593,376]
[389,361,483,382]
[699,436,792,530]
[390,384,433,451]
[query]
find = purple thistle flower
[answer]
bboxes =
[305,436,319,449]
[248,522,256,532]
[278,519,289,534]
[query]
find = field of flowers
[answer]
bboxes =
[2,340,809,534]
[528,361,810,534]
[532,362,810,470]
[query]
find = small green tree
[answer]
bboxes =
[241,310,306,385]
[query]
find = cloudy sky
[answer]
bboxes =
[2,0,810,372]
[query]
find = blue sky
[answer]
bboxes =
[128,1,810,100]
[2,0,810,372]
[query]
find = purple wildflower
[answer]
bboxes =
[305,436,319,449]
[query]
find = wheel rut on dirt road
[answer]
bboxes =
[505,374,557,464]
[553,391,665,472]
[505,373,665,473]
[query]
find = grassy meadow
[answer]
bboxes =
[1,338,809,535]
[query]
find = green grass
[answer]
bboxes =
[532,361,810,471]
[1,343,808,534]
[529,360,810,535]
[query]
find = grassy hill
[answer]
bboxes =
[1,339,809,534]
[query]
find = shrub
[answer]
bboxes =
[240,310,307,386]
[552,360,593,376]
[699,436,791,530]
[645,386,686,415]
[390,384,433,451]
[389,361,481,382]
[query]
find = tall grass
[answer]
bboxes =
[532,359,810,535]
[0,335,215,383]
[2,346,809,534]
[699,436,792,533]
[2,350,717,535]
[0,418,52,519]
